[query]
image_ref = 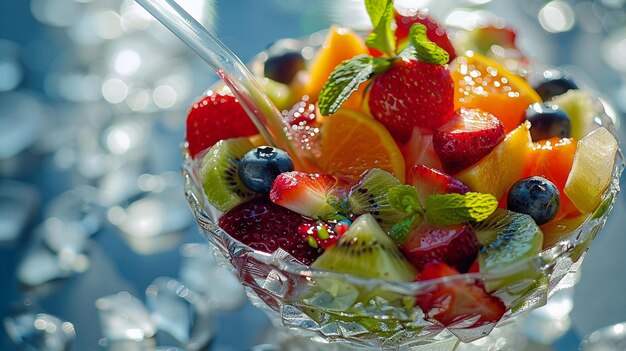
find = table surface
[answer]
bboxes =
[1,1,626,350]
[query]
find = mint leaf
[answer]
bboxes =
[365,0,396,56]
[318,55,388,115]
[364,0,387,27]
[388,185,423,214]
[425,192,498,226]
[389,214,422,244]
[408,23,449,65]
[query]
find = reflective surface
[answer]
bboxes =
[1,0,626,350]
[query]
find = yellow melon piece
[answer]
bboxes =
[456,121,533,199]
[564,127,618,213]
[305,26,369,112]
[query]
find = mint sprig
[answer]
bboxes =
[425,192,499,226]
[318,55,389,115]
[386,185,498,243]
[365,0,396,57]
[388,185,423,214]
[409,23,449,65]
[317,0,451,115]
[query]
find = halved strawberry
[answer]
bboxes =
[269,171,343,219]
[433,107,505,174]
[416,261,506,328]
[218,198,323,265]
[394,10,456,61]
[410,164,470,205]
[401,222,478,273]
[368,58,455,143]
[186,91,258,158]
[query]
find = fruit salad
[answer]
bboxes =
[182,0,622,347]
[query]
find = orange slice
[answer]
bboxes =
[304,26,369,112]
[318,109,405,180]
[451,51,541,133]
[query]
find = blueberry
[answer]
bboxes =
[238,146,294,194]
[507,176,560,225]
[533,70,578,100]
[263,50,305,85]
[525,103,571,141]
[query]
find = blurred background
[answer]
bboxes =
[1,0,626,350]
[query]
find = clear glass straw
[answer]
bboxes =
[135,0,314,171]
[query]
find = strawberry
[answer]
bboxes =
[394,10,457,61]
[270,171,343,219]
[186,91,258,158]
[433,107,505,174]
[416,261,506,328]
[410,164,470,205]
[368,58,455,143]
[218,198,323,265]
[401,222,479,273]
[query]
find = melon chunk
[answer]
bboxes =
[456,122,533,200]
[564,127,618,213]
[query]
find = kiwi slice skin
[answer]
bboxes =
[312,214,416,283]
[347,169,406,233]
[200,138,256,212]
[474,209,544,292]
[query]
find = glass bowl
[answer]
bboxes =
[181,13,624,351]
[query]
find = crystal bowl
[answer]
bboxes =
[181,23,624,351]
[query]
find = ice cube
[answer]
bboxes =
[95,291,156,342]
[111,177,192,254]
[179,243,245,311]
[17,229,89,287]
[3,309,75,351]
[0,180,39,243]
[0,92,44,159]
[145,277,214,351]
[45,186,104,237]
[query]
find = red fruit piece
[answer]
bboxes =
[417,261,506,328]
[218,198,323,265]
[401,128,443,179]
[433,107,505,174]
[270,171,341,219]
[395,10,457,62]
[186,91,258,158]
[401,222,478,273]
[368,58,455,143]
[410,164,470,205]
[298,221,345,250]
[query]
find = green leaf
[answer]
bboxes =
[425,192,498,226]
[365,0,396,56]
[389,214,422,244]
[318,55,388,115]
[364,0,387,27]
[408,23,449,65]
[388,185,423,214]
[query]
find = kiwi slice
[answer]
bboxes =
[199,137,256,212]
[474,209,544,292]
[312,214,416,282]
[347,168,406,232]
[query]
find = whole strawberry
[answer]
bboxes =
[368,58,454,142]
[218,198,323,265]
[317,1,454,144]
[186,90,258,158]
